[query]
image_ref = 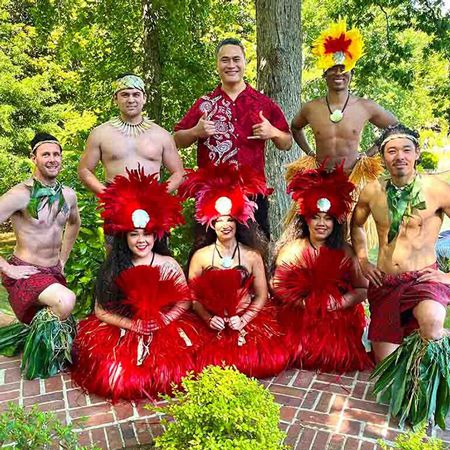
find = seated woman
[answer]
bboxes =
[272,164,373,373]
[71,168,200,402]
[180,163,289,378]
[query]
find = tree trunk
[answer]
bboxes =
[255,0,301,241]
[142,0,162,124]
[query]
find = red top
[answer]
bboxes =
[174,83,290,181]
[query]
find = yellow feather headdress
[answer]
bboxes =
[312,21,364,73]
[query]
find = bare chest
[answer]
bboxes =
[100,129,163,164]
[307,102,369,139]
[371,190,442,236]
[12,202,69,236]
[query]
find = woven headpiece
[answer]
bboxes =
[98,167,184,238]
[112,75,145,95]
[287,163,355,223]
[312,20,364,73]
[179,163,271,228]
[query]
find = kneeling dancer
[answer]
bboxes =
[351,124,450,429]
[272,164,372,373]
[182,163,290,378]
[71,168,201,402]
[0,133,80,379]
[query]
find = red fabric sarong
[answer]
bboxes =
[368,263,450,344]
[1,255,66,324]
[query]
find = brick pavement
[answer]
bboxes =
[0,355,449,450]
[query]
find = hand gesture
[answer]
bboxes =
[195,112,217,138]
[359,259,383,287]
[248,111,276,140]
[130,319,159,335]
[327,297,341,311]
[228,315,244,330]
[208,315,226,331]
[3,264,40,280]
[417,267,450,285]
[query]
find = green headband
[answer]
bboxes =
[112,75,145,95]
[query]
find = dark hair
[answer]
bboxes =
[95,233,171,315]
[216,38,246,57]
[273,214,344,272]
[30,132,61,154]
[186,220,269,273]
[376,123,420,155]
[299,216,344,249]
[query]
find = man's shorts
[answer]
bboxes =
[368,263,450,344]
[1,255,67,324]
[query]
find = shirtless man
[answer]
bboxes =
[290,21,397,173]
[351,124,450,363]
[291,64,397,171]
[0,133,80,378]
[78,74,184,194]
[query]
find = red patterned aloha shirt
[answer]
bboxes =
[174,83,290,182]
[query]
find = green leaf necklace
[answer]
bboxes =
[385,173,426,243]
[27,178,68,220]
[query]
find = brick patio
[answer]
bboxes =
[0,353,449,450]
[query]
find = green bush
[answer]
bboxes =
[150,366,288,450]
[0,403,100,449]
[59,150,106,318]
[378,426,445,450]
[418,151,439,171]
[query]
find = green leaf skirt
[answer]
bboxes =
[370,331,450,430]
[0,308,76,380]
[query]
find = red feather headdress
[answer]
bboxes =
[98,166,184,238]
[287,163,354,223]
[178,163,271,227]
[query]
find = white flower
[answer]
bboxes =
[132,209,150,228]
[215,196,232,215]
[317,198,331,213]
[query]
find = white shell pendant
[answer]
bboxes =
[221,256,233,268]
[330,110,343,123]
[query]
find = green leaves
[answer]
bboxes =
[0,322,28,356]
[21,308,76,380]
[0,403,100,449]
[378,424,446,450]
[371,332,450,430]
[150,366,288,449]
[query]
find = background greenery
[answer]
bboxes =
[0,0,449,316]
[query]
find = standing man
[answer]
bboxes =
[78,74,184,194]
[351,124,450,428]
[174,38,293,238]
[0,133,80,379]
[287,22,397,247]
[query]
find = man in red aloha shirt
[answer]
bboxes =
[174,38,292,239]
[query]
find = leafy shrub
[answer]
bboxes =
[59,150,105,318]
[150,366,288,450]
[378,426,445,449]
[0,403,99,449]
[418,151,439,171]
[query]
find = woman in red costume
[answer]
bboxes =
[272,164,373,373]
[180,163,289,378]
[71,168,201,402]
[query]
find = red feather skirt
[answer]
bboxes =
[273,248,373,373]
[71,266,204,402]
[190,268,289,378]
